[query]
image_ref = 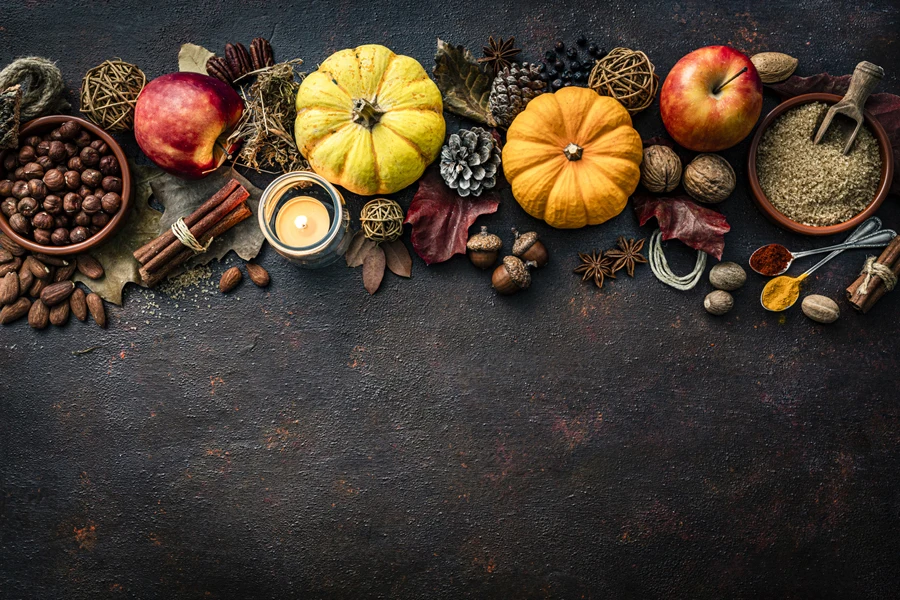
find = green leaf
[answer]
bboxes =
[433,39,497,127]
[178,43,215,74]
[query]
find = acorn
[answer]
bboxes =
[491,256,536,295]
[466,226,502,269]
[511,229,548,267]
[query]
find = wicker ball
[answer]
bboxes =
[588,47,659,115]
[360,198,404,243]
[80,60,146,132]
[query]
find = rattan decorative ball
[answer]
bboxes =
[80,60,146,132]
[588,47,659,115]
[360,198,404,243]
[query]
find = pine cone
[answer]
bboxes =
[439,127,501,197]
[489,62,547,129]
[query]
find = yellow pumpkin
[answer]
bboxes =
[503,87,643,228]
[294,44,445,196]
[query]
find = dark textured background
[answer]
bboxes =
[2,1,900,598]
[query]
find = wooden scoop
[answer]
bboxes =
[813,61,884,155]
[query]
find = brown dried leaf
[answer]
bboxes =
[346,231,376,268]
[362,245,385,295]
[383,240,412,278]
[433,39,497,127]
[178,43,216,74]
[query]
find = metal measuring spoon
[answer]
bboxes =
[749,217,895,276]
[760,251,844,312]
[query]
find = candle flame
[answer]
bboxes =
[295,215,308,229]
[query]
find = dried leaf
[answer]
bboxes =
[345,231,376,268]
[73,163,165,305]
[178,43,215,74]
[433,39,497,127]
[383,239,412,278]
[633,194,731,260]
[405,168,501,265]
[769,73,900,195]
[362,245,385,294]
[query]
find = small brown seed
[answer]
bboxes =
[49,300,69,326]
[28,299,49,329]
[75,254,104,279]
[70,288,87,321]
[40,280,75,305]
[86,292,106,328]
[245,262,270,287]
[0,297,31,324]
[219,266,242,293]
[0,271,19,304]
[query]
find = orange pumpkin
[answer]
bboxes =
[503,87,643,228]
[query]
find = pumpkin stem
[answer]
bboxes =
[351,98,384,129]
[563,143,583,161]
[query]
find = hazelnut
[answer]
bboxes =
[88,225,101,236]
[511,229,549,267]
[43,169,65,192]
[1,197,17,217]
[49,128,64,141]
[36,156,55,171]
[90,139,109,155]
[491,256,535,295]
[11,180,29,199]
[77,185,93,198]
[22,162,44,180]
[27,179,47,201]
[24,136,42,149]
[101,176,122,193]
[3,154,17,172]
[9,213,31,236]
[18,145,36,165]
[34,228,52,245]
[81,169,102,187]
[684,154,736,204]
[640,145,682,193]
[99,155,120,176]
[82,195,101,214]
[53,214,69,229]
[64,142,78,158]
[70,226,89,244]
[59,120,82,140]
[67,156,84,171]
[74,130,92,148]
[801,294,840,324]
[466,226,502,269]
[17,197,38,217]
[42,195,62,214]
[704,290,734,316]
[64,170,81,190]
[74,210,92,227]
[101,192,121,215]
[48,140,67,162]
[32,212,54,230]
[709,261,747,291]
[51,227,70,245]
[91,212,110,228]
[36,140,51,156]
[79,146,100,167]
[63,193,82,215]
[13,167,25,181]
[0,180,11,196]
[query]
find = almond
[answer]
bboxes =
[54,263,75,282]
[70,288,88,321]
[219,266,242,293]
[23,256,51,280]
[40,280,75,306]
[29,277,47,298]
[0,257,22,277]
[28,299,49,329]
[0,248,13,264]
[0,272,19,305]
[245,262,270,287]
[0,233,26,257]
[17,261,33,292]
[0,297,31,324]
[86,292,106,328]
[49,300,69,326]
[751,52,798,84]
[75,254,105,279]
[32,253,70,267]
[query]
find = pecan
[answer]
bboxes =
[70,288,87,321]
[0,297,31,324]
[40,280,75,306]
[28,299,49,329]
[0,271,19,305]
[225,42,252,80]
[86,292,106,328]
[49,300,69,326]
[250,37,275,70]
[206,56,235,85]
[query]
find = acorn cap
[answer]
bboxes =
[467,226,502,252]
[512,230,539,256]
[502,255,532,288]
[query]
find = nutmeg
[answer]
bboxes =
[801,294,840,324]
[79,146,100,167]
[683,154,735,204]
[708,261,746,291]
[640,145,682,193]
[704,290,734,316]
[42,195,62,215]
[50,227,69,245]
[98,155,120,176]
[101,192,121,215]
[43,169,64,192]
[81,168,102,187]
[101,176,122,193]
[511,229,549,267]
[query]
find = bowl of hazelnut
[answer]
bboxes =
[0,115,131,255]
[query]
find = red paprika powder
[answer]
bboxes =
[749,244,793,276]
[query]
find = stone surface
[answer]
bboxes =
[1,1,900,598]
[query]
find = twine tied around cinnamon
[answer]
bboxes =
[80,60,146,132]
[858,256,898,295]
[588,47,659,115]
[360,198,404,243]
[171,218,212,253]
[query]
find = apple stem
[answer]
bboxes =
[713,67,748,94]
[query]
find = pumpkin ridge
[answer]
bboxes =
[301,120,353,160]
[372,51,399,108]
[321,70,354,104]
[368,131,381,191]
[552,162,585,223]
[377,121,430,161]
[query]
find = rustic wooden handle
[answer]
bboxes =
[843,61,884,112]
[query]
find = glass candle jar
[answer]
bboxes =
[258,171,352,268]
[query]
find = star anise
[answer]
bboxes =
[477,36,521,75]
[574,250,616,289]
[605,237,647,277]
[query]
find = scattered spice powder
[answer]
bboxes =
[756,102,881,227]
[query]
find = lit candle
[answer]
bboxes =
[274,196,331,247]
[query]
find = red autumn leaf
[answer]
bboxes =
[633,194,731,260]
[769,73,900,196]
[404,168,500,265]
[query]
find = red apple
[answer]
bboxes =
[134,72,243,179]
[660,46,763,152]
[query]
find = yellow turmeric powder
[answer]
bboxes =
[761,274,805,311]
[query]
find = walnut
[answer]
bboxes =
[683,154,735,204]
[640,145,682,193]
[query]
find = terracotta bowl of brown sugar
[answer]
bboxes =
[747,93,893,236]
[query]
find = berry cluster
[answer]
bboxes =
[539,36,607,90]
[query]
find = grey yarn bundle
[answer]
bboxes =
[0,57,70,120]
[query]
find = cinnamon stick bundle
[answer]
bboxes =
[846,236,900,313]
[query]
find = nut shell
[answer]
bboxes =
[684,154,735,204]
[466,226,502,252]
[640,145,682,193]
[492,256,532,295]
[708,261,746,291]
[801,294,839,324]
[704,290,734,316]
[750,52,798,84]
